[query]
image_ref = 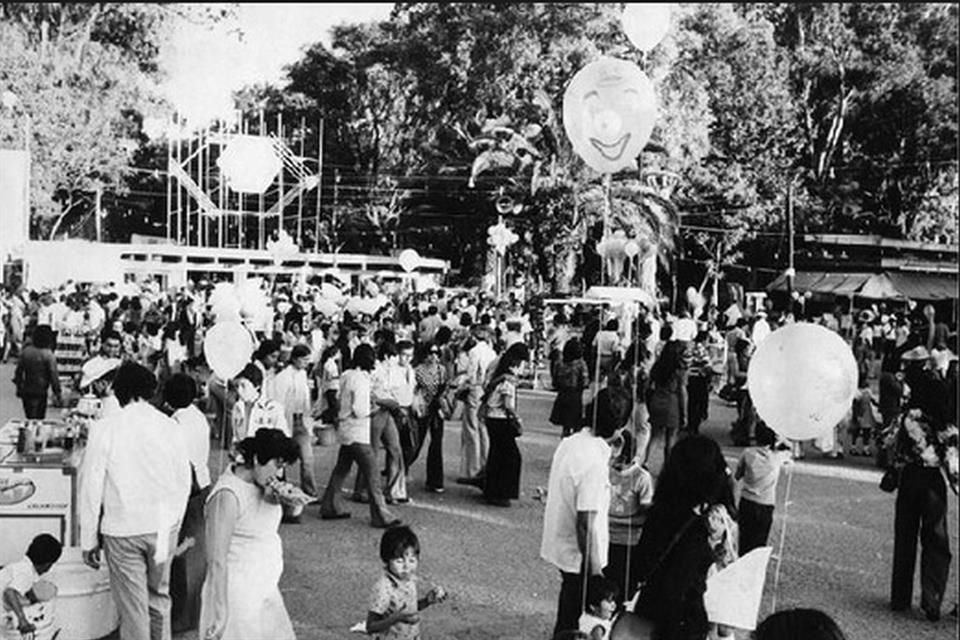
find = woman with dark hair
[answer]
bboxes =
[13,325,62,419]
[319,343,402,529]
[481,342,529,507]
[550,338,589,438]
[199,428,300,640]
[632,435,737,640]
[645,340,687,468]
[414,342,448,492]
[230,363,287,447]
[753,608,847,640]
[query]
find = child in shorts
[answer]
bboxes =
[366,525,446,639]
[0,534,63,635]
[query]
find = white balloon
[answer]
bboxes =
[314,299,341,317]
[622,3,673,52]
[319,282,345,302]
[624,240,640,258]
[217,135,281,194]
[203,321,254,379]
[562,57,658,174]
[398,249,420,273]
[747,323,858,441]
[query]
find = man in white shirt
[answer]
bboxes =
[458,326,497,481]
[79,362,191,640]
[274,343,317,517]
[365,341,416,503]
[751,310,771,347]
[540,387,630,636]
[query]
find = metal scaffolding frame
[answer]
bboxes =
[166,110,323,252]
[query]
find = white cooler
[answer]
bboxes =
[1,600,56,640]
[46,548,118,640]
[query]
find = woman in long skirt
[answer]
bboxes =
[482,343,529,507]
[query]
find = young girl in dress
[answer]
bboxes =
[366,526,446,639]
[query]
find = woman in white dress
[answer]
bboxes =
[199,428,300,640]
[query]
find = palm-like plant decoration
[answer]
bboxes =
[576,173,680,288]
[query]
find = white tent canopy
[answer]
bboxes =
[24,240,125,290]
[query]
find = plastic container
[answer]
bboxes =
[0,601,56,640]
[46,547,118,640]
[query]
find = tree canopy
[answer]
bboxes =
[1,3,955,291]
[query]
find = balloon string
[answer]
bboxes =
[217,378,228,478]
[770,461,793,615]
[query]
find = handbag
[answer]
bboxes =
[411,390,427,419]
[879,466,900,493]
[610,515,698,640]
[717,382,739,403]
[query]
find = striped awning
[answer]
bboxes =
[766,271,873,296]
[767,270,958,301]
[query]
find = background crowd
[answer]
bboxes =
[1,275,957,638]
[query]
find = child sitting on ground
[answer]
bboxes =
[577,576,619,640]
[0,534,63,635]
[366,525,446,639]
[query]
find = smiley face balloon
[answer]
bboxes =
[563,57,658,174]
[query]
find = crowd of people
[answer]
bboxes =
[2,275,957,638]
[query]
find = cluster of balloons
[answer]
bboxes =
[487,222,520,255]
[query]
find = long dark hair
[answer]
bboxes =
[650,434,734,516]
[482,343,529,401]
[236,428,299,468]
[649,341,684,387]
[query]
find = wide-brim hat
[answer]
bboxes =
[858,309,876,323]
[79,357,122,389]
[900,345,931,362]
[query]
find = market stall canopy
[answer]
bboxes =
[766,271,873,296]
[767,270,958,301]
[859,271,958,301]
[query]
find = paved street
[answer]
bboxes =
[1,363,957,639]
